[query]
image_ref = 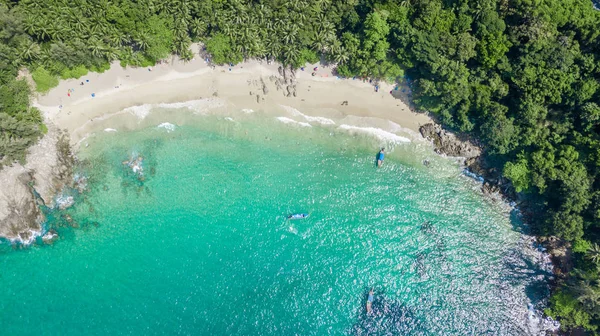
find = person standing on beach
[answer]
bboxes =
[377,148,385,167]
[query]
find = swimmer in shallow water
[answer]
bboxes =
[366,288,374,314]
[377,148,385,167]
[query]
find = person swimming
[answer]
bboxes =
[377,148,385,167]
[366,288,374,314]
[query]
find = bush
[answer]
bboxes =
[545,291,595,332]
[573,239,592,254]
[31,67,59,93]
[503,154,531,192]
[293,49,320,68]
[205,33,243,65]
[39,122,48,134]
[60,65,89,80]
[90,61,111,73]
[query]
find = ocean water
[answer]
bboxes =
[0,107,554,335]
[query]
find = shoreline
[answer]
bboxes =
[0,45,524,244]
[0,44,431,243]
[0,46,560,332]
[34,44,429,146]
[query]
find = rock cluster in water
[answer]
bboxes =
[419,123,509,198]
[420,122,569,294]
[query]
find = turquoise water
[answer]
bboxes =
[0,111,552,335]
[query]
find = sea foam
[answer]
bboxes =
[156,98,225,114]
[9,229,42,245]
[276,117,311,127]
[157,122,176,132]
[124,99,226,119]
[104,128,118,132]
[338,124,411,143]
[279,105,335,125]
[124,104,152,119]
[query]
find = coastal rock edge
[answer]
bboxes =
[419,123,481,161]
[0,124,75,242]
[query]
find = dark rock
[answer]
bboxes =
[419,123,481,161]
[42,229,58,244]
[538,236,572,278]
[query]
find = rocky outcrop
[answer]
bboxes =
[419,123,481,161]
[420,122,568,295]
[0,124,75,242]
[0,168,44,243]
[538,236,573,280]
[419,123,512,197]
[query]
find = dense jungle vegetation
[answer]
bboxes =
[0,0,599,332]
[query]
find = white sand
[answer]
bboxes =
[34,44,430,145]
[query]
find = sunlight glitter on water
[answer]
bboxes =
[0,108,557,335]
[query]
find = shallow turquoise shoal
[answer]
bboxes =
[0,112,550,335]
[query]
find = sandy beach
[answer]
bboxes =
[34,44,431,145]
[0,44,434,242]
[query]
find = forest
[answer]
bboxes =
[0,0,599,332]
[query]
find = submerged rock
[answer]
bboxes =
[42,229,58,243]
[123,154,144,179]
[56,194,75,210]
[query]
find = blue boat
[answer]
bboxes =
[288,213,309,220]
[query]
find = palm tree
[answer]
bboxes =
[32,18,51,41]
[133,33,150,51]
[221,23,237,40]
[23,0,43,10]
[89,20,108,36]
[22,15,38,35]
[47,23,66,41]
[39,47,54,66]
[71,19,85,34]
[175,35,192,55]
[282,26,298,44]
[88,38,106,58]
[18,40,40,62]
[330,45,349,65]
[102,46,119,61]
[265,39,281,60]
[570,278,600,311]
[400,0,412,7]
[312,30,328,52]
[108,32,129,48]
[251,41,267,59]
[282,46,300,66]
[315,0,332,11]
[119,46,135,65]
[190,18,206,38]
[587,243,600,265]
[180,48,194,61]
